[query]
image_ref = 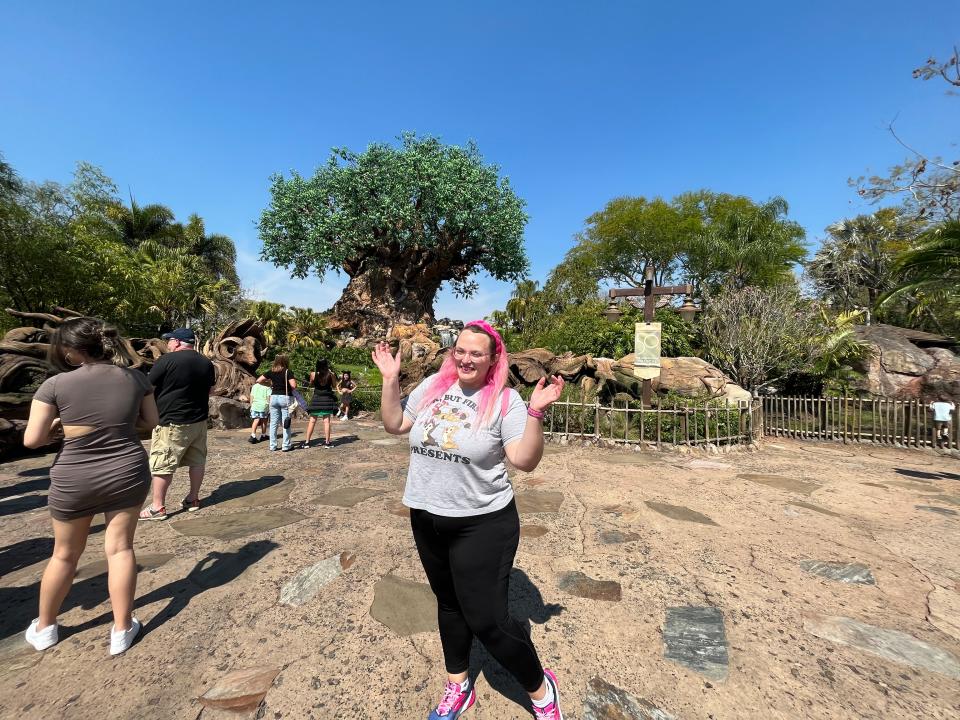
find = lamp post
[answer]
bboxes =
[604,263,699,406]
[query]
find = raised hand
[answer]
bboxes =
[371,341,402,382]
[529,375,564,412]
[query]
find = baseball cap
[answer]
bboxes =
[161,328,196,343]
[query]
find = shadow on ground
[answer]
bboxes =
[0,477,50,499]
[896,468,960,481]
[0,537,54,578]
[0,494,47,518]
[201,475,286,509]
[468,569,564,714]
[0,540,277,643]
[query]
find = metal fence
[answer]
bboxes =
[762,396,958,449]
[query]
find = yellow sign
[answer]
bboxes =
[633,322,661,380]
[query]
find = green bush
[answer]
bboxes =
[521,301,698,358]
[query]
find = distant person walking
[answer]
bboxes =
[372,320,567,720]
[23,317,158,655]
[305,358,338,448]
[248,377,271,443]
[140,328,216,520]
[929,395,956,447]
[257,354,297,452]
[336,370,356,420]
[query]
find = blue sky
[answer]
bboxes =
[2,2,957,321]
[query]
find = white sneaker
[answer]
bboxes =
[25,619,59,651]
[110,617,141,656]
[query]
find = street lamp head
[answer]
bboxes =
[603,300,623,323]
[678,296,700,323]
[643,262,655,283]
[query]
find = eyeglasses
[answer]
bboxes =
[453,348,489,360]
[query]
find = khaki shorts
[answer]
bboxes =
[149,421,208,474]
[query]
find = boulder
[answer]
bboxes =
[615,355,750,405]
[207,396,250,430]
[390,323,432,341]
[851,324,960,401]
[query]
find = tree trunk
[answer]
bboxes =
[329,265,444,338]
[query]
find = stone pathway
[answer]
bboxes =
[0,426,959,718]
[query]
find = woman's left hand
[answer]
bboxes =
[529,375,564,412]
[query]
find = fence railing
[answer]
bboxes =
[542,398,761,448]
[344,387,955,452]
[762,396,958,450]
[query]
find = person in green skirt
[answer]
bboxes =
[305,358,338,448]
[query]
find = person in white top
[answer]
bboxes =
[928,395,956,447]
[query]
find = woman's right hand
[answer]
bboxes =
[371,341,401,381]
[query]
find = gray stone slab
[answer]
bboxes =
[930,495,960,507]
[599,529,641,545]
[75,553,174,581]
[804,614,960,679]
[313,487,386,507]
[885,481,940,493]
[362,470,391,482]
[279,554,342,606]
[916,505,958,517]
[217,477,295,510]
[738,473,820,495]
[601,453,660,465]
[788,501,845,518]
[170,508,306,541]
[645,501,717,526]
[688,459,733,471]
[369,574,438,636]
[515,490,564,514]
[799,560,875,585]
[520,525,549,538]
[370,438,401,446]
[558,571,621,601]
[663,606,729,681]
[583,677,676,720]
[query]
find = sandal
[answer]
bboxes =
[138,505,167,521]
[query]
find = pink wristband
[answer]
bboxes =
[527,407,545,419]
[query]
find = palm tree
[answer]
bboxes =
[182,214,240,285]
[113,196,177,247]
[807,211,913,313]
[880,221,960,333]
[247,300,290,348]
[505,279,540,333]
[286,306,327,348]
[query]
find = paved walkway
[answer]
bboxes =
[1,420,959,719]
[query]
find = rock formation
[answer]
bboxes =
[397,344,752,406]
[851,324,960,401]
[0,309,267,458]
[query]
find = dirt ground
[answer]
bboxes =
[1,418,959,719]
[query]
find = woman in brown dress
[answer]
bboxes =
[23,318,159,655]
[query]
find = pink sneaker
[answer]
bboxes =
[428,679,475,719]
[532,669,564,720]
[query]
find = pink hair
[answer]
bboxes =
[417,320,510,427]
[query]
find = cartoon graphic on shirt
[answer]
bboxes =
[420,400,472,450]
[440,425,458,450]
[422,417,440,446]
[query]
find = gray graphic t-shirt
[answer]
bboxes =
[402,375,528,517]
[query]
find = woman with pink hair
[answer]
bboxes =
[373,320,566,720]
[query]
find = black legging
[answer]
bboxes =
[410,499,544,692]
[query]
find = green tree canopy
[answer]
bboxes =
[806,209,916,314]
[0,156,241,337]
[258,133,529,336]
